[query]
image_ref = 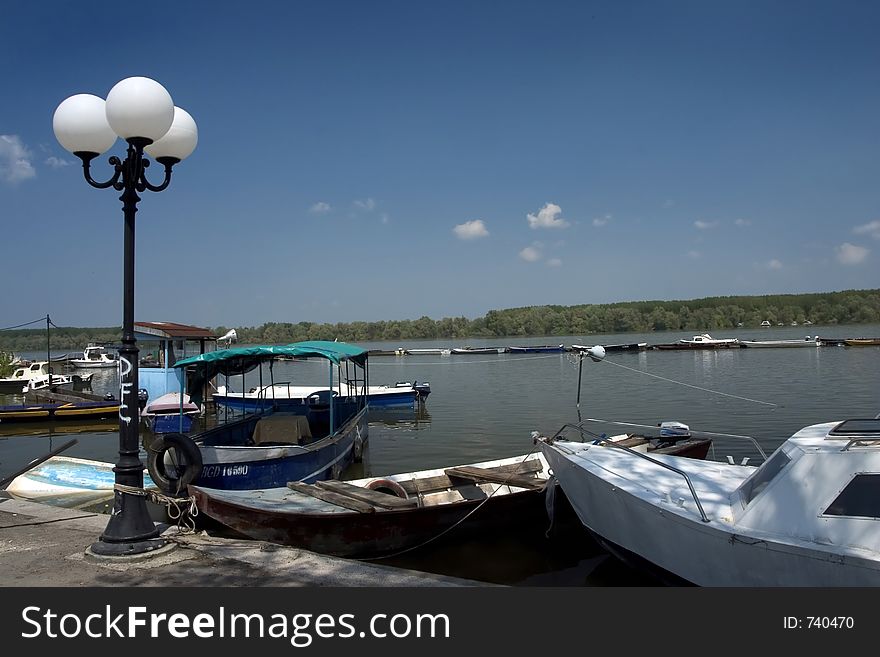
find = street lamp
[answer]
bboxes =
[53,77,197,557]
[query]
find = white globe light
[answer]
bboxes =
[53,94,117,155]
[105,76,174,141]
[144,107,198,161]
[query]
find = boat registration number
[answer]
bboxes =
[202,465,249,478]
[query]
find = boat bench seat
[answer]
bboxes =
[252,414,312,446]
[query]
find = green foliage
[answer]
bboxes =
[0,351,15,377]
[1,289,878,348]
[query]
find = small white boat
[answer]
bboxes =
[405,348,452,356]
[0,361,56,394]
[5,456,157,510]
[23,372,75,392]
[68,345,118,369]
[678,333,739,346]
[538,418,880,586]
[740,337,819,348]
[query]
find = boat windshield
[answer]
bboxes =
[738,449,791,504]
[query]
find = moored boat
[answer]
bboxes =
[538,418,880,586]
[190,427,712,559]
[212,379,430,413]
[146,341,370,494]
[740,337,819,348]
[508,344,566,353]
[653,334,740,350]
[5,456,157,510]
[68,344,118,369]
[844,338,880,346]
[451,346,508,355]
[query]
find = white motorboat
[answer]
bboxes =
[68,345,118,369]
[0,361,73,393]
[678,333,739,346]
[740,337,820,348]
[538,418,880,586]
[23,373,75,392]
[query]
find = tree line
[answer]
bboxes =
[2,289,879,352]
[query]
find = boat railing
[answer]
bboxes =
[557,417,768,461]
[548,422,711,523]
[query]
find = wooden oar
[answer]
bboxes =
[0,438,78,490]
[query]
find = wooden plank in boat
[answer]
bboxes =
[395,459,544,496]
[443,466,545,490]
[286,481,376,513]
[314,480,420,509]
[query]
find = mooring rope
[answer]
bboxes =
[577,354,778,407]
[113,483,199,533]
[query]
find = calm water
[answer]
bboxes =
[2,324,879,585]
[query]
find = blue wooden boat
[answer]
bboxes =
[147,341,370,494]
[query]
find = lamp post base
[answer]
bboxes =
[86,537,171,560]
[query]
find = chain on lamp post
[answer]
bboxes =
[53,77,197,557]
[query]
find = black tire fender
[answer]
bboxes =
[147,432,203,496]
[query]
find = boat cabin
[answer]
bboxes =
[135,322,217,406]
[730,419,880,547]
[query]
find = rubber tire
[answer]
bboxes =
[147,432,203,496]
[365,478,408,499]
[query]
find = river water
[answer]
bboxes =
[2,324,879,585]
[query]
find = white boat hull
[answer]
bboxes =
[540,440,880,586]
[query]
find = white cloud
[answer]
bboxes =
[453,219,489,240]
[767,259,783,270]
[694,220,718,230]
[662,199,675,208]
[45,156,72,168]
[527,202,569,229]
[853,220,880,240]
[836,242,869,265]
[0,135,36,184]
[592,214,611,227]
[546,258,562,267]
[687,250,701,259]
[354,198,376,211]
[519,246,542,262]
[735,218,752,227]
[309,201,331,214]
[380,213,390,224]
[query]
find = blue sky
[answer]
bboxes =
[2,1,879,329]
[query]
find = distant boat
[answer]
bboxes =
[405,348,452,356]
[740,337,819,348]
[508,344,566,353]
[451,346,508,355]
[68,345,118,369]
[760,320,771,327]
[843,338,880,346]
[654,334,740,350]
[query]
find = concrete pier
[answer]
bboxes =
[0,495,488,587]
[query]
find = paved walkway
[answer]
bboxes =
[0,494,487,587]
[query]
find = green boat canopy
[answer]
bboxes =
[173,341,368,406]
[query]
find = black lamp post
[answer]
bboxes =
[53,77,198,556]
